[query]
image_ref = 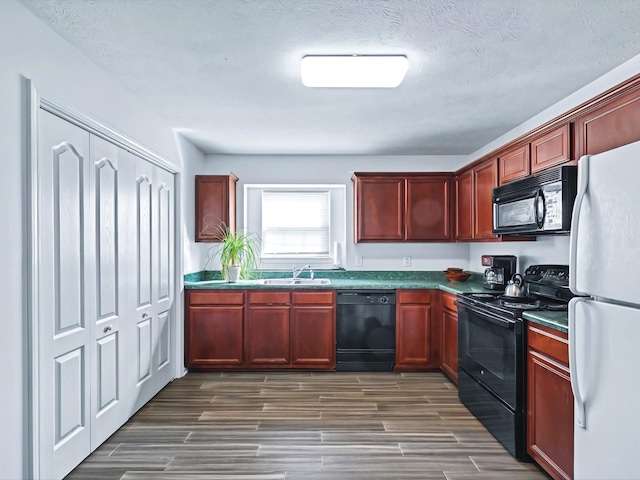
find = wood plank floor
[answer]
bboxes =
[66,372,550,479]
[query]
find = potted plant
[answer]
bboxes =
[203,222,260,282]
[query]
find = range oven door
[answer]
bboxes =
[457,301,524,412]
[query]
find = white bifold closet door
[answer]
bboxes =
[36,110,175,480]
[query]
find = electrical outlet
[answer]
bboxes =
[355,255,363,267]
[403,256,411,267]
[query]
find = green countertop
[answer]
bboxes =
[184,270,568,333]
[184,270,489,295]
[523,311,568,334]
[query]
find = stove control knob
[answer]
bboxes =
[480,370,485,375]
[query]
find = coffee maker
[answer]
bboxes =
[482,255,517,290]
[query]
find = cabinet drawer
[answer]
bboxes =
[527,323,569,366]
[397,290,431,304]
[188,291,244,305]
[441,292,458,312]
[292,291,335,305]
[249,291,291,305]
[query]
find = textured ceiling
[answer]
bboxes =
[18,0,640,155]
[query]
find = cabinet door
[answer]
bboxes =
[406,176,452,240]
[527,324,573,480]
[396,304,432,368]
[575,85,640,158]
[499,144,530,185]
[441,308,458,384]
[291,306,335,367]
[187,306,244,367]
[531,124,571,173]
[354,176,404,242]
[247,306,290,365]
[473,159,498,239]
[195,174,237,242]
[455,170,474,241]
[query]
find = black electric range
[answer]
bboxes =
[456,264,572,461]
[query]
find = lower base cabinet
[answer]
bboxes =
[185,291,245,368]
[396,290,440,370]
[527,322,574,480]
[248,291,292,366]
[185,289,335,370]
[291,291,336,367]
[440,292,458,384]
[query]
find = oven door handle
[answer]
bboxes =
[457,302,516,329]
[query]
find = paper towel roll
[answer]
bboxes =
[333,242,341,268]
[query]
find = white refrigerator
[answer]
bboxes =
[569,139,640,479]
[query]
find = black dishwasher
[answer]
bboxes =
[336,290,396,372]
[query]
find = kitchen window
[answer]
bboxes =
[245,184,346,269]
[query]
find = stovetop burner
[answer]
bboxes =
[459,291,568,318]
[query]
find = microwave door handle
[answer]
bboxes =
[534,189,545,229]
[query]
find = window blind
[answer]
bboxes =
[261,190,330,256]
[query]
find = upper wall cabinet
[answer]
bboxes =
[530,123,571,173]
[498,124,571,185]
[195,174,238,242]
[352,173,453,242]
[455,159,498,241]
[575,84,640,158]
[498,144,530,185]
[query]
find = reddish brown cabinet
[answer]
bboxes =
[531,124,571,173]
[456,159,499,241]
[353,173,453,242]
[499,144,530,185]
[440,292,458,384]
[247,291,291,366]
[185,291,245,368]
[291,291,336,367]
[396,290,440,370]
[575,83,640,158]
[195,174,238,242]
[474,159,498,239]
[406,176,452,240]
[186,289,336,371]
[527,322,574,480]
[455,169,474,241]
[353,174,404,241]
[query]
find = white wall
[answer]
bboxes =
[176,134,209,273]
[0,1,185,478]
[191,154,471,272]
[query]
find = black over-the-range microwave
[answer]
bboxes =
[492,165,578,236]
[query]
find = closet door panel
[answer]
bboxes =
[89,137,126,447]
[37,110,92,480]
[153,166,175,389]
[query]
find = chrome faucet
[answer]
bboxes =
[292,264,312,279]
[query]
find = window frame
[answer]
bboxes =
[244,183,346,270]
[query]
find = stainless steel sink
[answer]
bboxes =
[258,278,331,286]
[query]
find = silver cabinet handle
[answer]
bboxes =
[104,325,113,333]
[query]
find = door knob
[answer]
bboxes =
[103,325,112,333]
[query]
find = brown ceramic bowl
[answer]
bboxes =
[444,271,472,282]
[446,267,464,273]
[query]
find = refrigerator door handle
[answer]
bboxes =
[569,296,588,429]
[569,155,590,295]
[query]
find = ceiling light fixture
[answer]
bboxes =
[300,55,408,88]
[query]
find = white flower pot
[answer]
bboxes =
[225,265,241,283]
